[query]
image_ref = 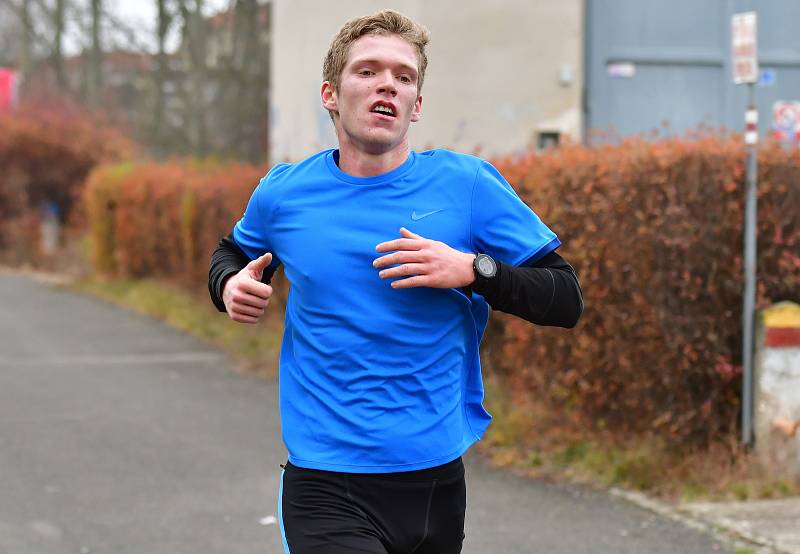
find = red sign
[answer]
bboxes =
[0,68,18,113]
[773,101,800,142]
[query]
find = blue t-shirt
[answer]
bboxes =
[233,149,559,472]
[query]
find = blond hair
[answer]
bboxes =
[323,9,430,94]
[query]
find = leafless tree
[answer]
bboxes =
[0,0,55,83]
[86,0,102,101]
[177,0,209,156]
[229,0,269,161]
[148,0,171,152]
[201,0,269,161]
[0,3,27,73]
[3,0,271,161]
[51,0,66,87]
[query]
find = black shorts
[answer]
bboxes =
[278,457,466,554]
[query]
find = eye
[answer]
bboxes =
[359,69,374,76]
[398,75,412,84]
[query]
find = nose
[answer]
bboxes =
[376,70,397,97]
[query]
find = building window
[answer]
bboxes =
[537,131,560,151]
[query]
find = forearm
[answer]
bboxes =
[472,251,583,328]
[208,234,275,312]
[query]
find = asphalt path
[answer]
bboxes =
[0,272,731,553]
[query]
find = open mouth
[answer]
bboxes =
[370,104,396,117]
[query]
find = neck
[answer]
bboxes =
[336,140,411,178]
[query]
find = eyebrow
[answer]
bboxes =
[351,58,418,75]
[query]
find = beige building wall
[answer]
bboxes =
[270,0,583,162]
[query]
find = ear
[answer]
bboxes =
[410,94,423,123]
[321,81,337,114]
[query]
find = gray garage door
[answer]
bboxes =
[584,0,800,141]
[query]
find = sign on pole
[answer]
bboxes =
[732,12,758,84]
[773,101,800,143]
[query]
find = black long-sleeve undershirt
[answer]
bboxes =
[209,234,583,328]
[469,251,583,328]
[208,234,277,313]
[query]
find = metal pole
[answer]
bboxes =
[741,83,758,447]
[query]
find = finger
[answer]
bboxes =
[373,251,424,268]
[400,227,424,239]
[230,292,270,312]
[239,279,273,300]
[245,252,273,278]
[390,275,430,289]
[375,238,423,253]
[227,288,269,308]
[230,313,261,324]
[379,263,426,279]
[231,303,266,318]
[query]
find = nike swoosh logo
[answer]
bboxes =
[411,209,443,221]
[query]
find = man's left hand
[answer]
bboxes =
[374,227,476,289]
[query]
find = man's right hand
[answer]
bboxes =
[222,252,274,324]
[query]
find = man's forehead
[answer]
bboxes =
[346,34,419,69]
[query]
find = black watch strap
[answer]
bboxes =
[473,253,497,279]
[471,253,498,295]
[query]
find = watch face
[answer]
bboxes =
[478,256,494,276]
[475,254,497,278]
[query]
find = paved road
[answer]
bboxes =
[0,272,731,553]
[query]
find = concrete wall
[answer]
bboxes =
[270,0,583,162]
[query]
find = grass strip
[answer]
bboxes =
[68,277,282,377]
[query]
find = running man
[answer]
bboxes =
[209,9,583,554]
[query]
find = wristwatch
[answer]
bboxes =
[472,253,498,291]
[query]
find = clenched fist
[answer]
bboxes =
[222,252,274,324]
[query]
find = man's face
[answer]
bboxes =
[322,33,423,155]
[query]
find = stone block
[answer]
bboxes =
[755,301,800,475]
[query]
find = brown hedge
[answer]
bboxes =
[0,108,132,263]
[490,137,800,446]
[84,137,800,446]
[83,160,266,287]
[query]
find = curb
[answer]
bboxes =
[609,488,780,554]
